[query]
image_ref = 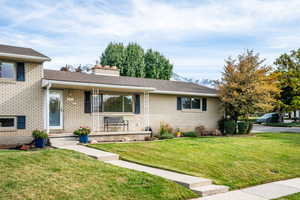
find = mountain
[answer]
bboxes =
[171,73,216,88]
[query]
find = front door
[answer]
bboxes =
[49,90,63,129]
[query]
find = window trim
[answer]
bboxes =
[181,97,201,110]
[0,61,16,80]
[0,116,16,131]
[93,94,134,113]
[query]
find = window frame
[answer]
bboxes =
[0,61,16,80]
[181,97,201,110]
[0,116,16,131]
[93,94,134,113]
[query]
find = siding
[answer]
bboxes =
[0,63,44,145]
[148,94,223,133]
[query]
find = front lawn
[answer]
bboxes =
[275,193,300,200]
[89,133,300,190]
[0,149,197,200]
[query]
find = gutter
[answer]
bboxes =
[42,80,218,96]
[0,52,51,62]
[150,90,219,97]
[42,79,156,91]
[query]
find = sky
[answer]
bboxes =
[0,0,300,80]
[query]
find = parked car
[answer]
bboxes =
[256,113,280,124]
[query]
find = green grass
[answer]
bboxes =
[0,149,197,200]
[275,193,300,200]
[89,133,300,190]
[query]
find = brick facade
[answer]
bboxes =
[0,62,44,145]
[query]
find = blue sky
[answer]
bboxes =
[1,0,300,80]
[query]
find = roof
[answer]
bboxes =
[44,69,218,96]
[0,44,50,61]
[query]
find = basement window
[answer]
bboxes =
[0,117,16,131]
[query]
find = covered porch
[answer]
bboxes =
[42,79,153,141]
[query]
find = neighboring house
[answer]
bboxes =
[0,44,222,146]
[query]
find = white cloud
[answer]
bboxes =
[1,0,300,78]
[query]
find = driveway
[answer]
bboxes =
[252,124,300,133]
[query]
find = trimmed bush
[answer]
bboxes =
[238,121,249,134]
[159,133,175,140]
[218,118,225,134]
[224,120,236,134]
[182,132,197,137]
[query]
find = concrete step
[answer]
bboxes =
[191,184,229,197]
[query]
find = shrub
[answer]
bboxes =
[218,118,225,134]
[224,120,236,134]
[238,121,249,134]
[73,126,91,136]
[159,133,175,140]
[159,122,174,140]
[159,122,173,135]
[182,131,197,137]
[32,130,48,139]
[195,126,208,136]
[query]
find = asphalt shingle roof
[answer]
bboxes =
[0,44,49,59]
[44,69,218,95]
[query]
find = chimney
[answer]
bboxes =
[92,64,120,76]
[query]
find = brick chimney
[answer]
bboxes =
[92,64,120,76]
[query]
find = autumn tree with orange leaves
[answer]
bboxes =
[218,50,280,121]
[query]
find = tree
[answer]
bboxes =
[218,50,280,121]
[274,49,300,120]
[60,64,74,72]
[123,43,145,77]
[60,64,90,73]
[100,42,126,75]
[99,42,173,79]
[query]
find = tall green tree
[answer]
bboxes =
[100,42,126,75]
[218,50,280,121]
[123,43,145,77]
[274,49,300,120]
[144,49,161,79]
[99,42,173,79]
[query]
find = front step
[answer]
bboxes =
[191,184,229,197]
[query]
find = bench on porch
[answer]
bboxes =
[104,117,129,132]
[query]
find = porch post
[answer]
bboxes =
[46,83,51,134]
[143,91,150,129]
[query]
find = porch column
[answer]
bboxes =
[46,83,51,134]
[143,91,150,129]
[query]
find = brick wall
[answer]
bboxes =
[0,62,44,145]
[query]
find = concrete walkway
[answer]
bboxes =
[195,178,300,200]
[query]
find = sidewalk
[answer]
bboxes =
[196,178,300,200]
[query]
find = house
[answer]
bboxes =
[0,44,222,146]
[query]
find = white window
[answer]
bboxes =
[0,116,16,131]
[0,62,16,79]
[182,97,201,110]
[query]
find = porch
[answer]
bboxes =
[49,130,151,142]
[42,79,153,140]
